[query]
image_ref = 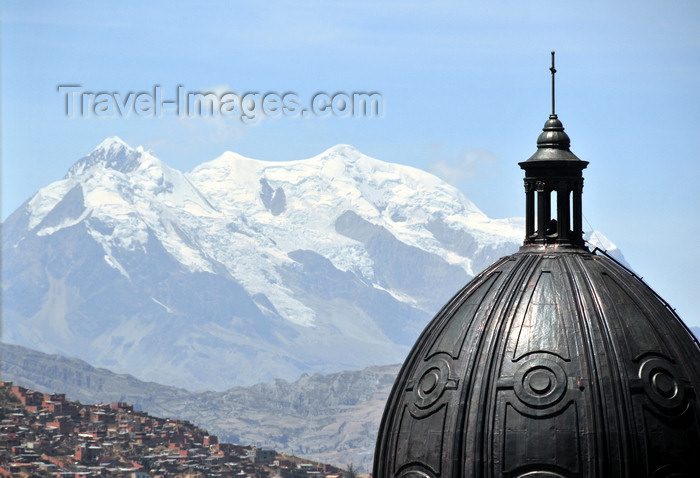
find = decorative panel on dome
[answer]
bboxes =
[493,349,588,475]
[627,352,700,474]
[639,405,700,475]
[500,402,580,476]
[514,269,571,362]
[599,272,663,355]
[394,404,448,477]
[428,271,500,359]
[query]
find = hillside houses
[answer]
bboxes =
[0,381,346,477]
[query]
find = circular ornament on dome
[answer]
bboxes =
[412,358,452,409]
[639,357,686,412]
[514,358,567,409]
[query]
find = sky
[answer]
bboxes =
[2,1,699,326]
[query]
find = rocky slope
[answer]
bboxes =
[0,342,397,471]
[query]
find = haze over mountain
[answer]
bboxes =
[1,138,620,391]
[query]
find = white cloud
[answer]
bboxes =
[427,149,499,187]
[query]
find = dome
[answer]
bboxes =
[373,249,700,477]
[373,54,700,477]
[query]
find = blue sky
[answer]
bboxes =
[2,1,699,326]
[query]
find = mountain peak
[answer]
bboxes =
[317,144,363,162]
[66,136,144,178]
[94,136,132,154]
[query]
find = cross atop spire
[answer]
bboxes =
[550,51,557,116]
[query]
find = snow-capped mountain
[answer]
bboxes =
[1,137,620,390]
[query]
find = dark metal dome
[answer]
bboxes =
[373,53,700,478]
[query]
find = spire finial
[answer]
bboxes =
[550,51,557,116]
